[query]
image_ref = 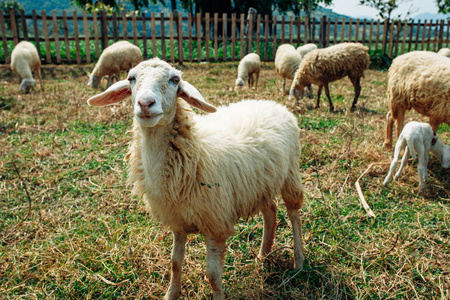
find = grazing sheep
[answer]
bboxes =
[296,43,318,58]
[384,51,450,149]
[88,41,142,89]
[11,41,44,93]
[289,42,370,112]
[383,122,450,193]
[437,47,450,58]
[235,53,261,90]
[275,44,302,93]
[87,58,305,300]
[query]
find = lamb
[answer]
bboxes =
[437,47,450,58]
[289,42,370,112]
[11,41,44,93]
[234,53,261,90]
[88,40,142,89]
[384,51,450,149]
[87,58,305,300]
[275,44,302,93]
[383,121,450,193]
[296,43,318,58]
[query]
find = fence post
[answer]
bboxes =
[10,9,19,45]
[247,11,253,54]
[32,10,41,60]
[20,9,28,40]
[101,10,108,50]
[438,19,444,50]
[319,15,326,48]
[381,18,388,54]
[0,11,9,63]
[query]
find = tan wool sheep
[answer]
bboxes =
[87,58,305,300]
[11,41,44,93]
[275,44,302,93]
[384,51,450,149]
[437,47,450,58]
[296,43,318,58]
[235,53,261,90]
[88,41,142,89]
[289,42,370,112]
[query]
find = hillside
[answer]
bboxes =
[17,0,349,19]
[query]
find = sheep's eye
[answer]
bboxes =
[128,75,136,83]
[170,77,180,85]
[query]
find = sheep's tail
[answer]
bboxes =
[405,139,417,160]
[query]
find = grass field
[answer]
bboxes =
[1,62,449,299]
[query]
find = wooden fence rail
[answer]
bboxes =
[1,9,449,64]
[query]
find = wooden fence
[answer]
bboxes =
[1,9,450,64]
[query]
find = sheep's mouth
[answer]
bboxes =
[138,113,163,120]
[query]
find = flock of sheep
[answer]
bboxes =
[10,37,450,299]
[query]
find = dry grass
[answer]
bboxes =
[0,61,449,299]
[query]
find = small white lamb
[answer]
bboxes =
[11,41,44,93]
[383,121,450,192]
[87,58,305,300]
[235,53,261,90]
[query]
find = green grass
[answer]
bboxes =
[0,62,449,299]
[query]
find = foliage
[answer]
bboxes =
[359,0,412,20]
[0,0,23,12]
[71,0,159,13]
[368,49,391,70]
[435,0,450,14]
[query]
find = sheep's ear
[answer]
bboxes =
[288,88,295,100]
[87,80,131,106]
[177,80,217,113]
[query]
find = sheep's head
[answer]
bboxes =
[87,58,217,128]
[234,78,245,91]
[19,78,35,94]
[87,74,100,89]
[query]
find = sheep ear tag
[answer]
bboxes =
[177,80,217,113]
[87,80,131,106]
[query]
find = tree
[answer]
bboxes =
[72,0,159,13]
[435,0,450,14]
[359,0,412,21]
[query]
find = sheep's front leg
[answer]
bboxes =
[316,85,323,109]
[205,236,227,300]
[323,83,334,112]
[164,231,187,300]
[254,70,260,90]
[385,111,394,149]
[258,202,277,259]
[394,146,410,181]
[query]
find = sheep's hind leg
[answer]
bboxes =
[258,201,277,260]
[349,76,361,111]
[205,236,227,300]
[281,175,305,270]
[254,70,260,90]
[164,231,187,300]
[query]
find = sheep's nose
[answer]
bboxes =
[138,98,155,109]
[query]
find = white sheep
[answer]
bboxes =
[437,47,450,58]
[87,58,305,300]
[88,41,142,89]
[296,43,318,58]
[11,41,44,93]
[384,51,450,149]
[234,53,261,90]
[275,44,302,93]
[383,121,450,193]
[289,42,370,112]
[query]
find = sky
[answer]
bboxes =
[329,0,445,19]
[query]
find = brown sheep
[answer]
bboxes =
[289,42,370,112]
[384,51,450,149]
